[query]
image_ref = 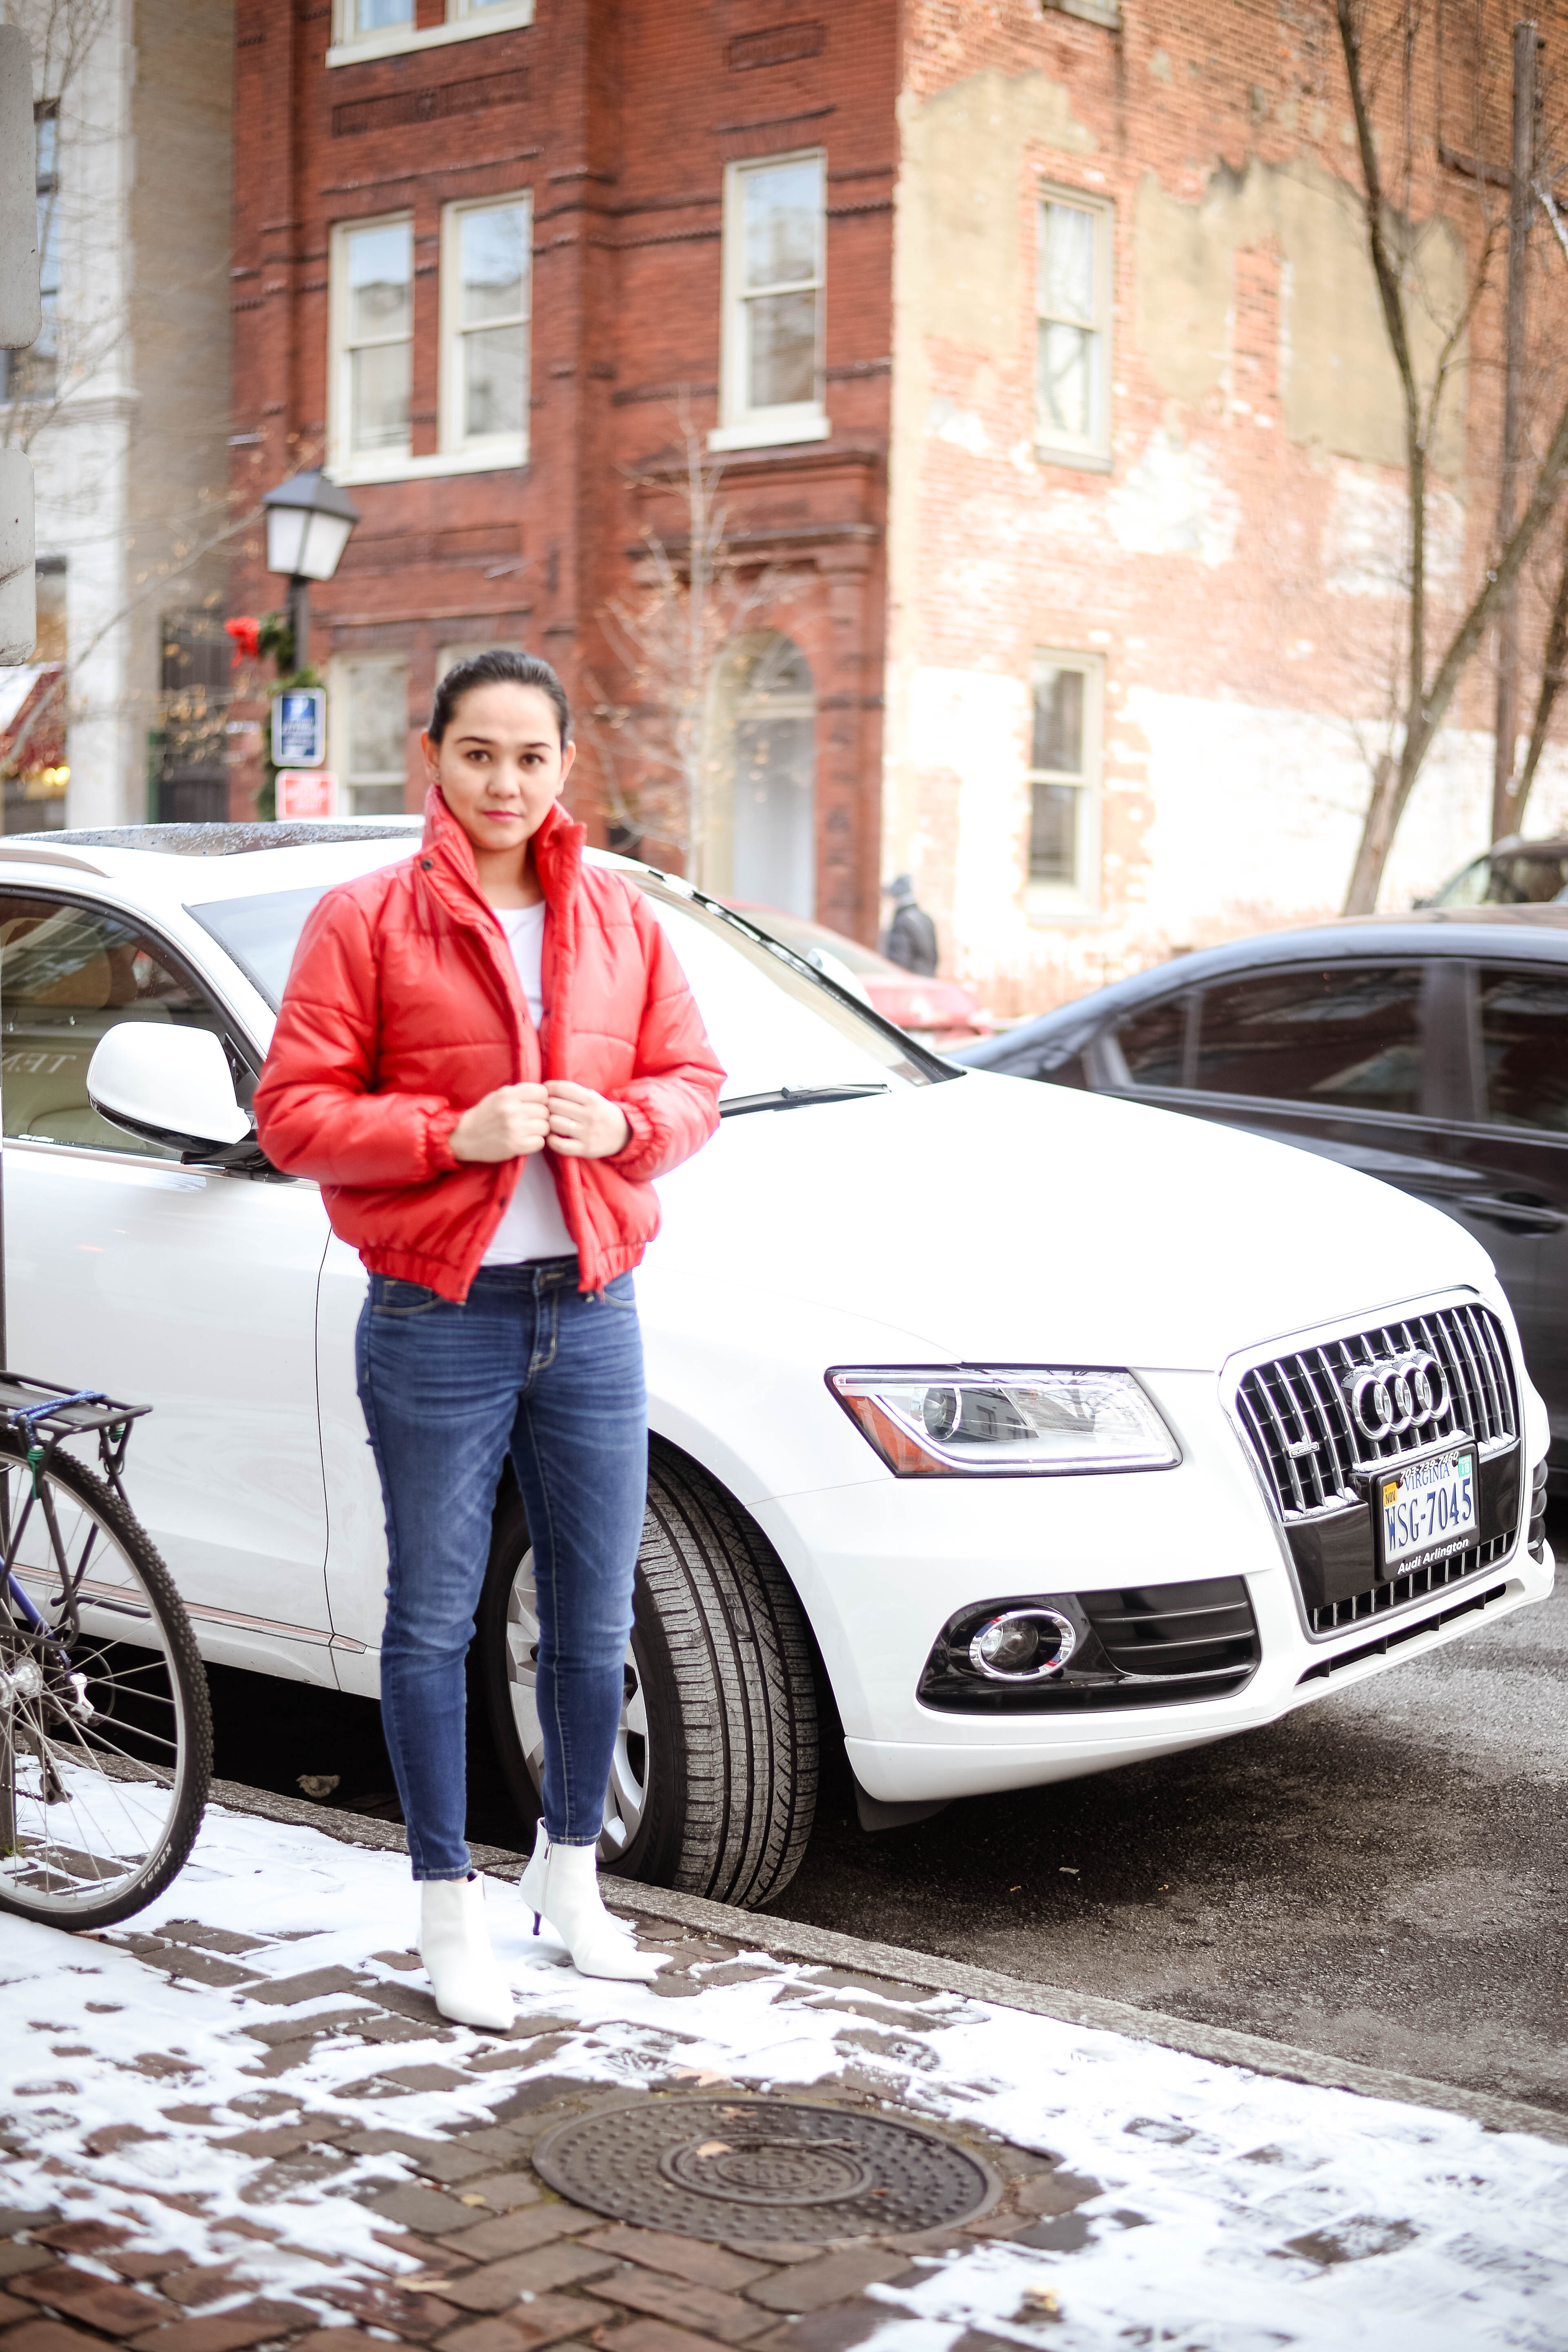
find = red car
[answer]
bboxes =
[726,902,990,1049]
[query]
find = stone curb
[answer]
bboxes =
[209,1777,1568,2150]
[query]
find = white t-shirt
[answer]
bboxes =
[481,902,577,1266]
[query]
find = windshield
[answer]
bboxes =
[1436,850,1568,908]
[187,884,331,1007]
[728,905,898,979]
[189,872,946,1104]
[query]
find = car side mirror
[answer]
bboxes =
[87,1023,254,1158]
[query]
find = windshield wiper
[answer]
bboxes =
[719,1081,892,1119]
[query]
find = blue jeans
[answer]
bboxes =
[355,1257,648,1880]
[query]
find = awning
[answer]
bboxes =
[0,664,66,776]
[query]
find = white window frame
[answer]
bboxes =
[439,192,531,464]
[1,106,60,407]
[710,148,829,454]
[328,210,414,482]
[329,652,410,817]
[1042,0,1122,25]
[1024,649,1103,919]
[328,0,533,67]
[1034,187,1114,469]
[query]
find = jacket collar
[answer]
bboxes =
[420,786,585,920]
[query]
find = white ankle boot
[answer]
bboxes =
[519,1820,634,1940]
[517,1818,550,1921]
[420,1873,515,2029]
[528,1835,664,1981]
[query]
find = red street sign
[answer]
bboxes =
[277,770,339,819]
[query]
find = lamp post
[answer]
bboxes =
[262,468,360,673]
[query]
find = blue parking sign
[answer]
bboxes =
[272,688,327,767]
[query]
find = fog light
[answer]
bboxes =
[969,1608,1077,1681]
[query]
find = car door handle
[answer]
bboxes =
[1457,1192,1566,1233]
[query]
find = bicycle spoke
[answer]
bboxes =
[0,1451,198,1918]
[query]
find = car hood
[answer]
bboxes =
[650,1069,1498,1371]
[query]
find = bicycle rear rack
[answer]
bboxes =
[0,1374,151,1504]
[0,1374,153,1689]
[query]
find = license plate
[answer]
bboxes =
[1378,1446,1477,1575]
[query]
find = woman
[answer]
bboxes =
[254,651,724,2028]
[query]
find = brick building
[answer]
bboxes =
[227,0,895,944]
[227,0,1568,1006]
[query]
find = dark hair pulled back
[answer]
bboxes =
[428,649,571,748]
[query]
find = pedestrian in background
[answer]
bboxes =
[880,873,939,977]
[254,650,724,2028]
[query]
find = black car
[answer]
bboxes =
[952,908,1568,1484]
[1424,834,1568,909]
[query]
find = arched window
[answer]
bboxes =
[702,633,815,916]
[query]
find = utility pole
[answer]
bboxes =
[0,22,40,675]
[1492,20,1539,844]
[0,20,42,1376]
[0,20,38,1849]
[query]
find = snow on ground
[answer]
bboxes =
[0,1799,1565,2351]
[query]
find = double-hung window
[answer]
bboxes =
[1026,652,1102,913]
[712,151,827,452]
[1035,189,1112,465]
[329,0,533,58]
[440,196,531,461]
[330,215,413,476]
[337,0,412,35]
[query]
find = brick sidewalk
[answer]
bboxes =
[3,1803,1566,2347]
[0,1909,1083,2352]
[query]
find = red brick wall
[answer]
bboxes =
[227,0,899,942]
[884,0,1568,1014]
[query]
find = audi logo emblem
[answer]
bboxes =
[1346,1351,1450,1441]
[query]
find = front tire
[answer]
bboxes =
[476,1449,817,1909]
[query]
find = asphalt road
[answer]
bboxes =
[210,1509,1567,2118]
[774,1552,1568,2117]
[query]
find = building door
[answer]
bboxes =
[156,612,232,823]
[706,635,815,916]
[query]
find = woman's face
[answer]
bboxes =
[422,682,576,857]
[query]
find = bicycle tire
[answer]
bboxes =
[0,1430,213,1931]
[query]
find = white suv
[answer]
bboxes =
[2,822,1554,1907]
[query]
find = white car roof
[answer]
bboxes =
[0,820,653,911]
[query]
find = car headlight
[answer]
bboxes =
[826,1368,1179,1477]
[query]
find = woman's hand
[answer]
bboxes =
[450,1083,550,1163]
[544,1079,631,1160]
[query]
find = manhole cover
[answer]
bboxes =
[530,2095,999,2242]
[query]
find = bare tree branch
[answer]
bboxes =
[1336,0,1568,913]
[581,399,804,878]
[1516,514,1568,817]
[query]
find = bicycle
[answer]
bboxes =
[0,1375,212,1930]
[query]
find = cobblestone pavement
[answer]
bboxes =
[0,1804,1566,2352]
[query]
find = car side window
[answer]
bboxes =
[0,893,228,1156]
[1105,996,1187,1089]
[1478,966,1568,1134]
[1434,855,1490,909]
[1486,853,1568,906]
[1193,965,1423,1114]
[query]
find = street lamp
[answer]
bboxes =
[262,468,360,672]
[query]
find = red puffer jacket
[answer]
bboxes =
[254,789,725,1300]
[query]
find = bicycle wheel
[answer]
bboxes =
[0,1430,212,1930]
